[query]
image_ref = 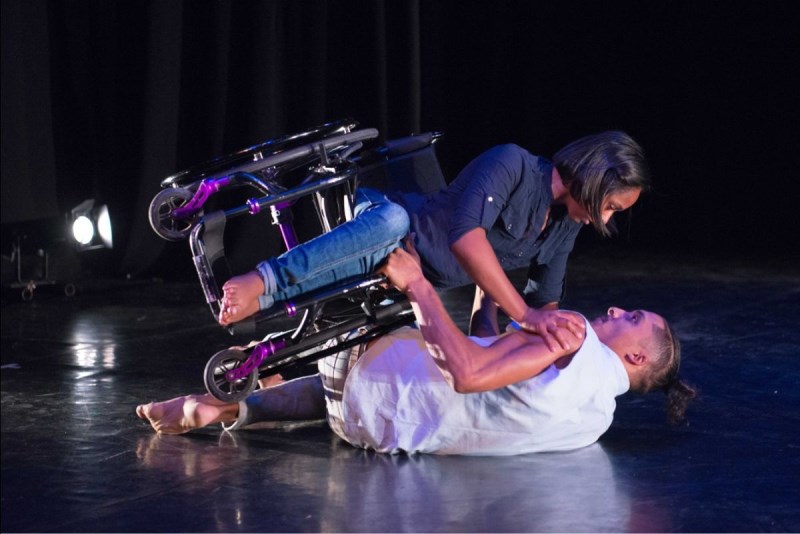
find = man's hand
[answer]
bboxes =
[379,235,424,293]
[518,308,585,352]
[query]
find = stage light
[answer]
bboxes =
[69,200,113,250]
[72,215,94,245]
[96,206,112,248]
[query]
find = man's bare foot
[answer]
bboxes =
[258,374,285,389]
[219,271,266,325]
[136,394,238,435]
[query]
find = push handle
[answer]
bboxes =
[205,128,379,182]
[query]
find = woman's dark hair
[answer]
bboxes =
[553,131,650,237]
[639,319,697,425]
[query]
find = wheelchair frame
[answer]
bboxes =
[148,119,442,402]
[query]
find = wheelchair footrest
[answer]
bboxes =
[257,310,415,377]
[227,273,400,336]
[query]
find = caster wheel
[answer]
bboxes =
[148,187,200,241]
[204,348,257,403]
[64,283,77,297]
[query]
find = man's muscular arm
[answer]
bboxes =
[381,241,584,393]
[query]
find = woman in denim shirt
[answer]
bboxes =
[219,131,649,350]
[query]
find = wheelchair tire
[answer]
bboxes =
[148,187,200,241]
[204,348,258,403]
[64,283,76,297]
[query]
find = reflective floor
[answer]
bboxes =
[2,249,799,532]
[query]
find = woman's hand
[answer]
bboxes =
[518,308,585,352]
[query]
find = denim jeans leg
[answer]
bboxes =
[257,188,409,303]
[222,373,325,430]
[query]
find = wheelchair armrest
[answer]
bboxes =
[384,131,443,157]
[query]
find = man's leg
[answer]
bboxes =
[136,374,326,434]
[219,188,409,325]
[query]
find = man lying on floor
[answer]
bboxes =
[137,241,695,456]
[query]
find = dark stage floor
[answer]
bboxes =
[2,248,798,533]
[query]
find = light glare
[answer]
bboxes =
[72,216,95,245]
[97,206,113,248]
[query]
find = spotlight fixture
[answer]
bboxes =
[69,199,113,251]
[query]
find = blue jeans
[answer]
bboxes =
[256,187,410,309]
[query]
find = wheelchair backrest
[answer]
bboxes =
[357,132,446,195]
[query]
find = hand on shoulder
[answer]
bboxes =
[518,308,585,352]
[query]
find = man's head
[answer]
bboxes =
[591,307,677,391]
[591,307,695,423]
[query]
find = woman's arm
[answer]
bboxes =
[451,227,582,350]
[469,286,559,338]
[451,227,527,323]
[381,243,584,393]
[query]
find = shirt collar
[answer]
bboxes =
[531,157,554,232]
[583,316,631,396]
[604,344,631,395]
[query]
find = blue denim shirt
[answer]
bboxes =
[397,144,582,306]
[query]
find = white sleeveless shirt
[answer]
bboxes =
[339,319,629,455]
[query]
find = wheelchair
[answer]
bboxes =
[148,119,445,403]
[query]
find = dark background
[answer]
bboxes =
[2,0,798,281]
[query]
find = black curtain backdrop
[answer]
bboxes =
[2,0,798,279]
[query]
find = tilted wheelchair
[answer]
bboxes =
[148,119,445,403]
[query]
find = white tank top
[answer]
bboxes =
[339,320,629,455]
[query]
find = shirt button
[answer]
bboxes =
[487,196,494,202]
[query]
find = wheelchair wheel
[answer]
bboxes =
[204,348,257,403]
[148,187,200,241]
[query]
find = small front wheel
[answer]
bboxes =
[204,348,257,403]
[148,187,199,241]
[64,283,77,297]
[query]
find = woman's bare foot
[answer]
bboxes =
[219,271,266,325]
[136,394,238,435]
